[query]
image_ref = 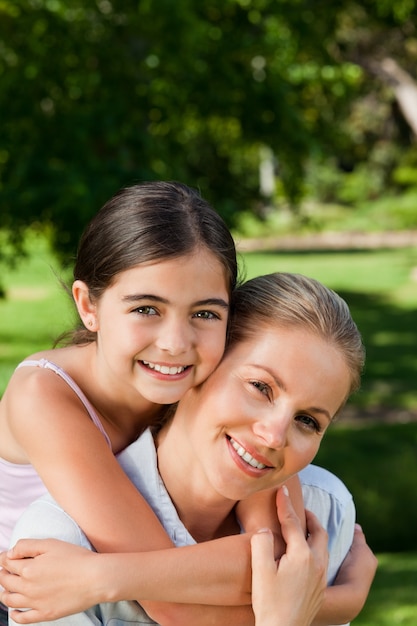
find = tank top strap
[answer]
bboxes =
[16,359,112,449]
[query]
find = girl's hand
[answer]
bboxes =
[251,486,328,626]
[0,539,104,622]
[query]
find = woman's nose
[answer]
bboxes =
[252,410,292,450]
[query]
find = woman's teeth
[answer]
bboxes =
[142,361,186,376]
[229,437,267,470]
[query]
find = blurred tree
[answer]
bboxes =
[304,0,417,206]
[0,0,416,264]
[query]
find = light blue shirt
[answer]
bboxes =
[10,430,354,626]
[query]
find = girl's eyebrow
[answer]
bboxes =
[122,294,229,309]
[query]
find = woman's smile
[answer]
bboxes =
[227,436,273,472]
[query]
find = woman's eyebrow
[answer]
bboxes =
[250,364,333,422]
[305,406,332,423]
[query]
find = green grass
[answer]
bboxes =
[0,232,73,391]
[353,552,417,625]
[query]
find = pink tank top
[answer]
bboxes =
[0,358,111,553]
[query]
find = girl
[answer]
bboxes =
[2,273,377,626]
[0,182,308,625]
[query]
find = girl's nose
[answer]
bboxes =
[155,318,193,356]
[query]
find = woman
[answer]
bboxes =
[3,273,377,626]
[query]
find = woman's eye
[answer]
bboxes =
[295,414,321,433]
[193,310,220,320]
[133,306,158,316]
[251,380,272,399]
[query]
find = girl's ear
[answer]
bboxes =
[72,280,98,331]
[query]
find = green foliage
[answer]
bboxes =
[2,0,417,263]
[0,0,324,259]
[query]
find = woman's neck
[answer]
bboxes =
[155,422,240,542]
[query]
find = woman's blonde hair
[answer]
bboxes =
[228,272,365,397]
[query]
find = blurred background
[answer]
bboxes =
[1,1,417,623]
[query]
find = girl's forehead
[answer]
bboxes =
[102,251,230,302]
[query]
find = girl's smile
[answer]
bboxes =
[81,248,230,407]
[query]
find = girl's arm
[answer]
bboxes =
[0,510,376,626]
[4,366,254,624]
[0,539,254,625]
[312,524,378,626]
[3,368,376,625]
[236,475,306,558]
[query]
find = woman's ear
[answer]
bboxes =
[72,280,98,331]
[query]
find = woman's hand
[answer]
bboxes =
[251,486,328,626]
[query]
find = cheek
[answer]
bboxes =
[290,436,322,470]
[198,332,227,369]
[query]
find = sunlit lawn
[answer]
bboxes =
[353,552,417,625]
[0,233,73,391]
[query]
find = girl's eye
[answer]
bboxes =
[250,380,272,400]
[193,310,221,320]
[133,306,158,316]
[295,414,321,433]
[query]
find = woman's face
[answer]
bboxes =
[177,325,351,502]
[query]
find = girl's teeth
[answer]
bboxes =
[230,438,267,470]
[142,361,185,375]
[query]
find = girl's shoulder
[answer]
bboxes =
[12,345,90,381]
[5,345,92,412]
[0,346,96,463]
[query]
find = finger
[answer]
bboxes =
[305,509,328,548]
[0,569,20,592]
[352,523,367,546]
[0,557,28,579]
[5,539,45,560]
[304,509,329,571]
[250,529,276,576]
[8,609,39,625]
[0,590,32,611]
[276,486,307,552]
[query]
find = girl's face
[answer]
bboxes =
[89,248,230,405]
[175,325,351,502]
